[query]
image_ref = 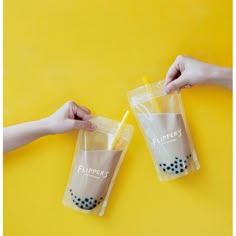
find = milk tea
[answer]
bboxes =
[128,80,200,181]
[64,150,122,211]
[138,113,197,180]
[62,116,134,216]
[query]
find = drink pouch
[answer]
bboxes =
[62,115,134,216]
[128,80,200,181]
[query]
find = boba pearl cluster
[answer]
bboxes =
[69,189,103,210]
[159,154,191,174]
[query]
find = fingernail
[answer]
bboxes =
[89,124,97,131]
[165,86,171,94]
[185,84,192,88]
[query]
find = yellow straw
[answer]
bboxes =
[142,76,160,111]
[109,110,129,150]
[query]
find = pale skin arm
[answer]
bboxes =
[164,55,232,94]
[3,101,96,153]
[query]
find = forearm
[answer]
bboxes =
[206,65,232,89]
[3,119,50,153]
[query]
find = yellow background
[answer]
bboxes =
[3,0,232,235]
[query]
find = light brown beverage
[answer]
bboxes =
[137,113,197,180]
[64,150,122,211]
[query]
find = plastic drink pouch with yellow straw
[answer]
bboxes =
[62,112,134,216]
[128,78,200,181]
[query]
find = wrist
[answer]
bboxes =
[36,118,54,136]
[206,65,232,89]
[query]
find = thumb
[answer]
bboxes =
[164,76,189,94]
[72,120,97,131]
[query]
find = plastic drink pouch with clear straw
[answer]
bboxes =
[128,78,200,181]
[62,111,134,216]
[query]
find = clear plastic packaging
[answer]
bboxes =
[62,115,134,216]
[128,80,200,181]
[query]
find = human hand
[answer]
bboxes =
[164,55,232,93]
[45,101,96,134]
[3,101,96,153]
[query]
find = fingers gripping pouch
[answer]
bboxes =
[128,80,200,181]
[62,115,134,216]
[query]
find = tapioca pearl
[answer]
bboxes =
[85,198,89,202]
[175,157,178,159]
[185,165,188,169]
[175,171,179,174]
[163,169,166,172]
[77,198,80,201]
[180,164,183,167]
[90,197,93,200]
[72,200,75,203]
[175,165,178,169]
[167,167,170,170]
[184,160,187,163]
[93,204,96,208]
[174,161,178,164]
[81,201,85,204]
[71,193,73,196]
[94,200,97,203]
[189,154,191,157]
[98,201,101,204]
[81,205,84,209]
[171,168,174,171]
[179,159,182,162]
[170,163,174,167]
[85,204,89,207]
[70,189,72,192]
[180,169,184,172]
[159,164,162,167]
[89,201,92,205]
[100,197,103,200]
[163,163,166,166]
[75,203,78,206]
